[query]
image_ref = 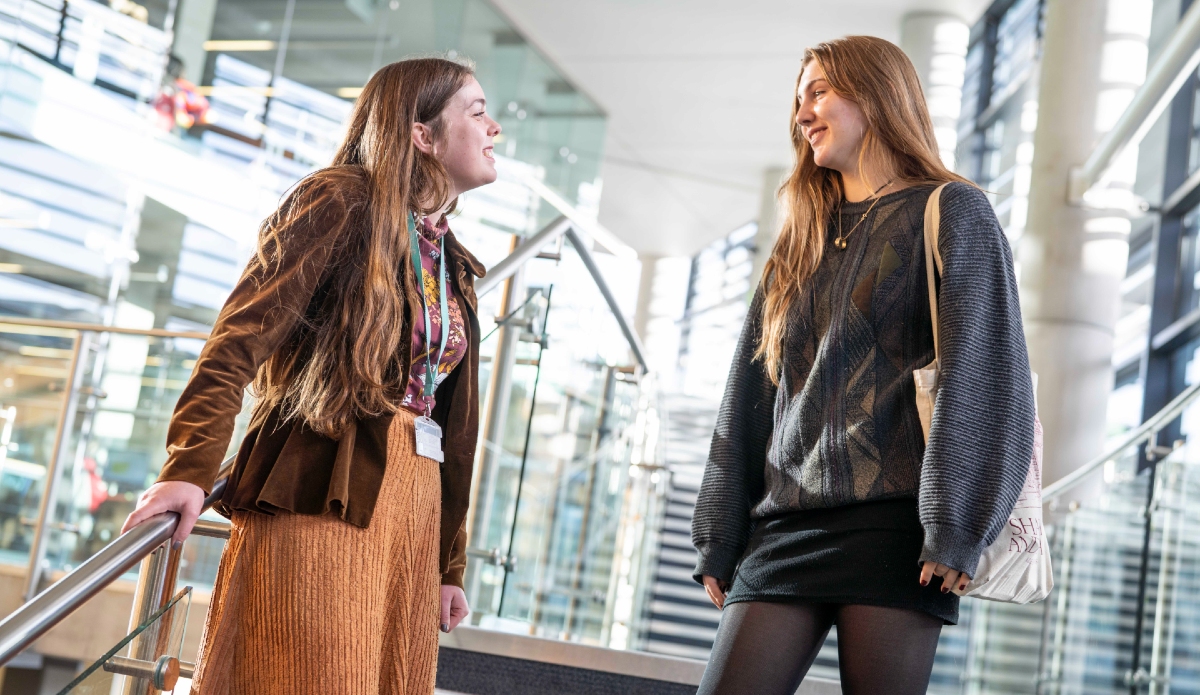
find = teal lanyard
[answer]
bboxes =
[408,213,449,412]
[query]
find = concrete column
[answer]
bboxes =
[900,12,970,168]
[748,167,787,292]
[632,254,659,344]
[173,0,219,84]
[1019,0,1123,495]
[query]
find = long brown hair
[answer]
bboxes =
[251,57,474,436]
[755,35,970,383]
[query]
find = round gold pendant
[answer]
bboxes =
[834,237,847,249]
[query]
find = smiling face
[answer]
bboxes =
[795,61,868,173]
[432,77,502,197]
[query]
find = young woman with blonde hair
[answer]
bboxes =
[692,36,1035,694]
[120,57,500,694]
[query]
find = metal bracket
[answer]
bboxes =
[190,519,231,539]
[1124,667,1170,687]
[466,547,518,572]
[1146,445,1174,462]
[104,654,195,690]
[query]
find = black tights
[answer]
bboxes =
[696,601,943,695]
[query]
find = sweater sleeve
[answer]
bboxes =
[918,182,1036,577]
[691,284,777,584]
[155,178,352,494]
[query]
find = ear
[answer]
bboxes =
[412,122,437,156]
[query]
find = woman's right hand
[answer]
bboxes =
[702,575,729,610]
[120,481,206,543]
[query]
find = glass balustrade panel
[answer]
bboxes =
[56,586,193,695]
[461,241,664,650]
[0,320,79,566]
[4,328,253,590]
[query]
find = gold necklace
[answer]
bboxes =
[834,179,895,250]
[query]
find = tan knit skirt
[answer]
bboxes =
[190,410,442,695]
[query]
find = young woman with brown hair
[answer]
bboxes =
[692,36,1036,694]
[120,57,500,694]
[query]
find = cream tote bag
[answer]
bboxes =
[914,183,1053,604]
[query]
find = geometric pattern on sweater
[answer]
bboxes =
[758,187,930,515]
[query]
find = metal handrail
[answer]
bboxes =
[1043,380,1200,500]
[0,317,210,340]
[478,216,572,297]
[478,216,648,372]
[1069,0,1200,201]
[564,227,648,371]
[0,458,234,665]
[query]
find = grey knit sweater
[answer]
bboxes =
[691,182,1035,584]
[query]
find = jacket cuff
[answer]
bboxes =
[441,566,465,589]
[441,521,468,589]
[692,542,742,586]
[156,460,217,496]
[919,523,989,578]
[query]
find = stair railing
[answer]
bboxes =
[0,457,233,664]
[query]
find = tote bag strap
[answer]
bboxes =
[924,183,951,363]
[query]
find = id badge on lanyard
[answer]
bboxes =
[410,213,449,462]
[414,415,444,462]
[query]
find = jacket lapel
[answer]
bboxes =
[443,230,486,313]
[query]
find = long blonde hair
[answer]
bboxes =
[755,35,970,383]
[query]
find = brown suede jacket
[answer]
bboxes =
[156,183,485,588]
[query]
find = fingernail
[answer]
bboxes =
[440,623,449,632]
[941,586,949,594]
[920,579,928,586]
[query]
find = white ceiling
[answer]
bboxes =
[490,0,991,257]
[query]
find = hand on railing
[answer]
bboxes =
[119,481,206,544]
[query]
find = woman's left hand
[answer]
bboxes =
[440,585,470,633]
[920,562,971,594]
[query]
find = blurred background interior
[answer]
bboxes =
[1,0,1200,693]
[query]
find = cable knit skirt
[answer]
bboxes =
[190,410,442,695]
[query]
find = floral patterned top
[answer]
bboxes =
[401,214,468,414]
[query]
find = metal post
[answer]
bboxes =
[262,0,296,118]
[1147,449,1187,695]
[121,540,183,695]
[23,331,89,601]
[468,239,524,609]
[562,365,614,638]
[1128,456,1160,693]
[496,287,551,617]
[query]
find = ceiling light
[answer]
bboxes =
[336,87,364,98]
[203,40,278,52]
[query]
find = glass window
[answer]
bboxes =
[991,0,1042,101]
[678,223,756,400]
[1189,76,1200,176]
[1177,205,1200,319]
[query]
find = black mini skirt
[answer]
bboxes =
[723,497,959,624]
